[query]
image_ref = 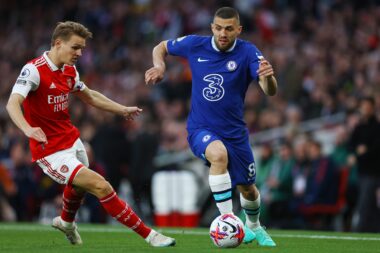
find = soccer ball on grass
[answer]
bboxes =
[209,214,245,248]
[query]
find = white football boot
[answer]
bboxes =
[145,229,176,247]
[52,216,83,245]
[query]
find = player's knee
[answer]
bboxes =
[207,145,228,165]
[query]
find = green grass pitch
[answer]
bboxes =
[1,223,379,253]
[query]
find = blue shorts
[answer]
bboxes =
[187,129,256,187]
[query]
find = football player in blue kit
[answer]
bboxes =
[145,7,277,246]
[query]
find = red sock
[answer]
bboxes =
[61,185,85,222]
[99,191,151,238]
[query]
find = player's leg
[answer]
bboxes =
[187,130,233,215]
[37,150,87,245]
[60,184,85,225]
[55,139,89,234]
[226,137,275,247]
[238,184,261,228]
[72,167,175,247]
[237,184,275,247]
[205,140,233,214]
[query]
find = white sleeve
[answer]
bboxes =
[11,63,40,98]
[71,67,87,92]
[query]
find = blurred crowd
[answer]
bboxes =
[0,0,380,232]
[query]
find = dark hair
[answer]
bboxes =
[279,140,293,149]
[360,96,375,106]
[214,7,240,22]
[308,139,321,149]
[51,21,92,47]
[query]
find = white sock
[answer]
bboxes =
[209,173,233,214]
[240,193,261,229]
[60,217,74,228]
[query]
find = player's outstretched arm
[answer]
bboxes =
[145,40,168,85]
[75,87,142,120]
[257,59,277,96]
[6,93,47,143]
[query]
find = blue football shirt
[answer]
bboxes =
[167,35,263,139]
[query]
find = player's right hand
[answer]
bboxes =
[145,66,164,85]
[122,106,143,121]
[257,59,274,77]
[25,127,48,144]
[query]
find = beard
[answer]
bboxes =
[215,38,234,52]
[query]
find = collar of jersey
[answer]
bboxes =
[211,36,237,53]
[43,51,63,72]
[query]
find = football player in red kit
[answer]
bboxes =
[6,21,175,247]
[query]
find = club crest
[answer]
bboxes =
[226,61,237,71]
[60,165,69,173]
[202,135,211,142]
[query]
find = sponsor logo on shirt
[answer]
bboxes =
[49,83,56,89]
[202,74,225,102]
[16,79,27,85]
[48,93,69,112]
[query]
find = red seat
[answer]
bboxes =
[300,167,349,215]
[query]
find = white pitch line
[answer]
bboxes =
[162,229,380,241]
[269,233,380,241]
[0,224,379,241]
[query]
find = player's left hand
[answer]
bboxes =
[122,106,142,120]
[257,59,274,77]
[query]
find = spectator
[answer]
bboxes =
[330,125,358,231]
[300,139,340,230]
[256,143,277,224]
[90,115,130,192]
[303,140,339,206]
[128,112,160,223]
[0,161,17,221]
[82,142,107,223]
[348,97,380,232]
[266,141,294,228]
[4,141,37,221]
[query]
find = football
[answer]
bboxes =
[209,214,245,248]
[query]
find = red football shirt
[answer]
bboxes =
[12,52,86,161]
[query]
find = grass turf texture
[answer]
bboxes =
[1,223,379,253]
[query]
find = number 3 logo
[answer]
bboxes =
[202,74,225,102]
